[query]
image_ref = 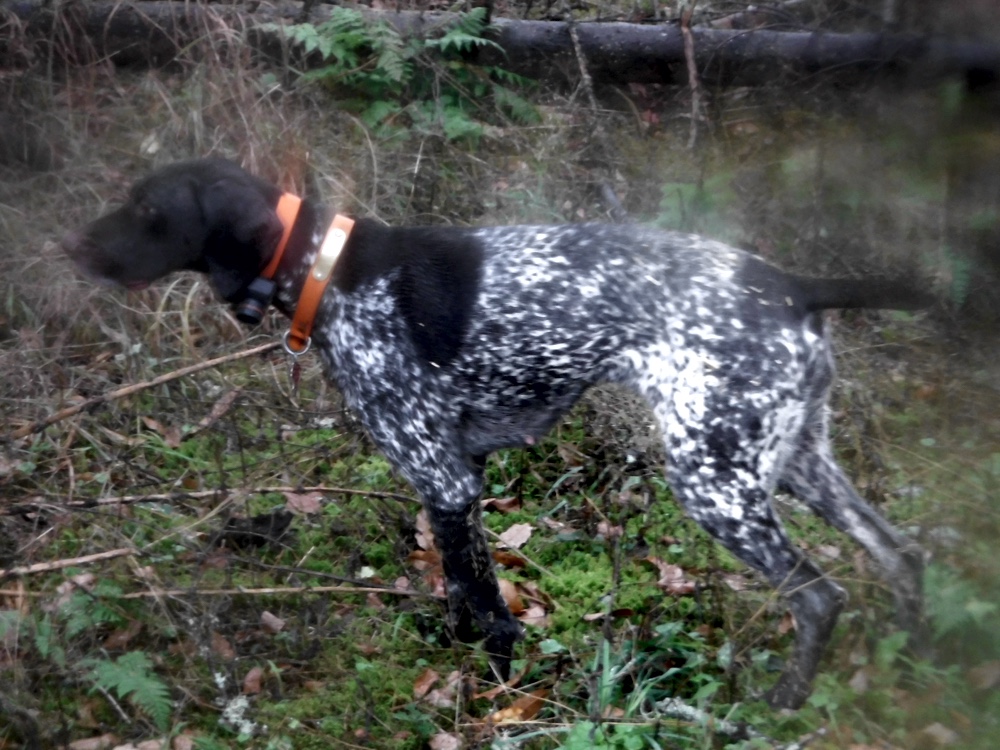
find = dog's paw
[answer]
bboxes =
[762,671,811,711]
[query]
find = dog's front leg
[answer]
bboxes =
[425,496,525,679]
[338,381,524,676]
[329,356,524,677]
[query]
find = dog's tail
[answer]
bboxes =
[796,277,934,312]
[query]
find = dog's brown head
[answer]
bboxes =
[62,158,284,302]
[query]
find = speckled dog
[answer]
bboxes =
[63,158,927,709]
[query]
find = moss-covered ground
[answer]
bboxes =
[2,2,999,748]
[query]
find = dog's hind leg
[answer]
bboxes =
[641,377,846,708]
[667,457,847,709]
[779,413,925,640]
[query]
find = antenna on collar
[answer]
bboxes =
[235,193,302,324]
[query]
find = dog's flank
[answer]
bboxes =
[62,157,928,709]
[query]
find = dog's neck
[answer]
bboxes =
[265,195,326,316]
[262,195,355,353]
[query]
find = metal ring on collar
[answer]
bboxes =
[282,330,311,357]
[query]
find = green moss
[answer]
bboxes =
[254,617,442,748]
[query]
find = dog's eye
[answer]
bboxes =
[134,202,167,233]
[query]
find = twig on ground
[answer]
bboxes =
[1,485,420,515]
[0,584,435,600]
[3,340,281,442]
[0,547,135,579]
[120,584,435,600]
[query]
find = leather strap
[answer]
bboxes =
[284,214,355,354]
[263,193,303,279]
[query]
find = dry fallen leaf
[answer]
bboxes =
[424,671,462,709]
[141,416,182,448]
[408,549,442,570]
[242,666,264,695]
[112,740,167,750]
[413,667,440,699]
[260,610,285,634]
[517,580,552,605]
[424,687,455,708]
[285,491,323,515]
[596,520,624,539]
[482,496,521,513]
[519,603,550,628]
[499,523,533,549]
[498,578,525,614]
[644,557,697,595]
[67,735,119,750]
[486,688,548,724]
[132,565,157,582]
[196,388,242,433]
[582,608,633,623]
[211,631,236,661]
[778,611,796,635]
[474,666,525,700]
[415,509,436,550]
[102,619,143,651]
[428,732,464,750]
[540,517,569,533]
[492,550,527,568]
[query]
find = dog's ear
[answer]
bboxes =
[196,176,284,302]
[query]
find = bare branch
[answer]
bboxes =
[3,341,280,442]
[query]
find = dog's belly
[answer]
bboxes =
[457,395,582,455]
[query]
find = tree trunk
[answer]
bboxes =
[2,0,998,88]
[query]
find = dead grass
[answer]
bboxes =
[1,4,999,749]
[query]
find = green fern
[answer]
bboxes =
[492,82,540,124]
[85,651,172,730]
[426,8,502,55]
[62,581,126,638]
[259,7,534,142]
[34,614,67,668]
[941,246,973,308]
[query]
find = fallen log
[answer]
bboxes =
[2,0,998,87]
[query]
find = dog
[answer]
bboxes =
[62,157,928,709]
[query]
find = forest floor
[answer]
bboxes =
[2,3,999,748]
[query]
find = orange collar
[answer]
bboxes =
[266,193,355,355]
[263,193,303,279]
[284,213,355,355]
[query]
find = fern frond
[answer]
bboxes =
[62,582,125,639]
[427,8,502,55]
[86,652,172,730]
[491,84,540,124]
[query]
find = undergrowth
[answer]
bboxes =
[1,3,999,748]
[261,7,539,145]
